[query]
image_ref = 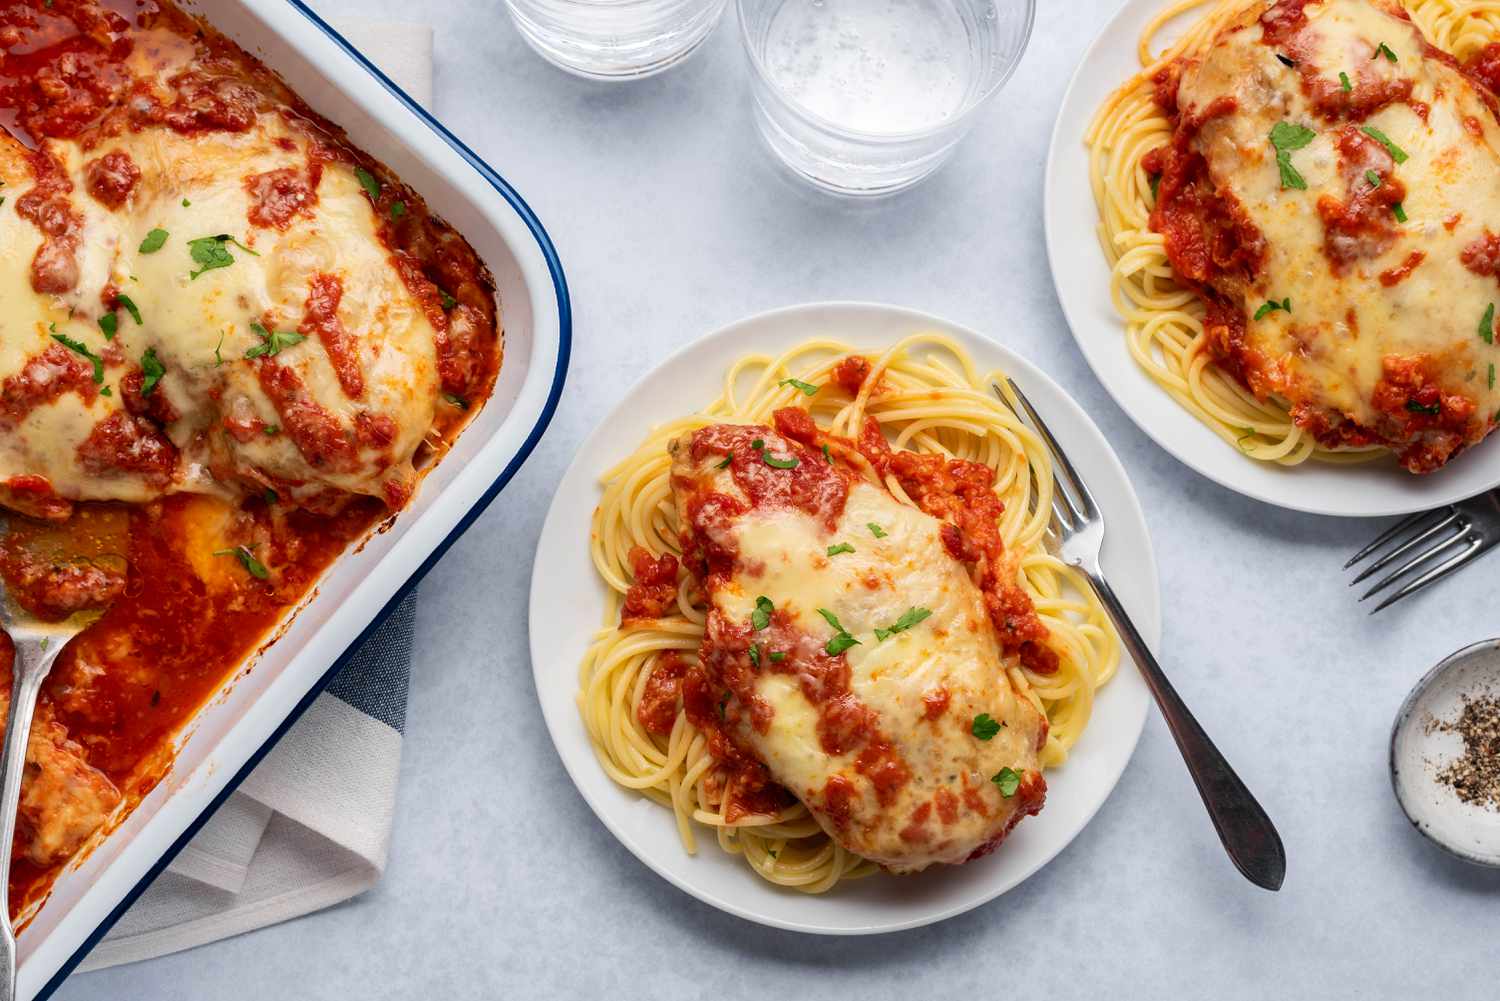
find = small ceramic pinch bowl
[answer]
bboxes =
[1390,639,1500,867]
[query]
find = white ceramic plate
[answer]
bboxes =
[529,302,1158,934]
[1044,0,1500,518]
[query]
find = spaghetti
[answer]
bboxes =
[1085,0,1496,466]
[577,334,1120,892]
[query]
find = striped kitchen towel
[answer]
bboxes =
[76,20,434,970]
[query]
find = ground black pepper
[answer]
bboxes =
[1430,694,1500,810]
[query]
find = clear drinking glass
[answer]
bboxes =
[737,0,1035,196]
[505,0,729,80]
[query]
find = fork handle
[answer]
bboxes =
[1086,571,1287,891]
[0,639,63,1001]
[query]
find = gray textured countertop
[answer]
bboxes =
[65,0,1500,997]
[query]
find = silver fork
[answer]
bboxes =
[1344,493,1500,613]
[1000,380,1287,891]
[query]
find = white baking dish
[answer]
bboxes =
[14,2,571,996]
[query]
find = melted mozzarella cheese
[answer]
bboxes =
[0,111,438,507]
[1179,0,1500,436]
[672,434,1046,872]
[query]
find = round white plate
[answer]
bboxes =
[1044,0,1500,518]
[529,302,1158,934]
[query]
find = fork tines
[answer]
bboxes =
[1345,503,1489,614]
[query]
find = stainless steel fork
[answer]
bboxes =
[1344,493,1500,613]
[1000,380,1287,891]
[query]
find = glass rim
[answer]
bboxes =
[734,0,1037,144]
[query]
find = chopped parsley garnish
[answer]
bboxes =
[116,293,142,326]
[817,608,860,655]
[1392,202,1408,223]
[188,234,257,279]
[751,595,774,631]
[1253,297,1292,321]
[100,386,112,397]
[867,522,887,538]
[440,291,458,311]
[1361,125,1408,163]
[1269,121,1316,190]
[1149,173,1160,201]
[1373,42,1398,63]
[355,166,381,201]
[213,545,270,580]
[992,767,1023,798]
[716,454,733,468]
[768,651,786,663]
[51,332,104,383]
[1275,53,1295,68]
[751,438,765,450]
[390,200,406,221]
[214,331,226,367]
[1406,399,1441,415]
[264,424,281,436]
[822,443,833,464]
[1340,71,1352,92]
[443,391,471,410]
[971,713,1003,741]
[98,313,118,339]
[182,198,191,207]
[138,228,168,254]
[778,377,819,397]
[1481,303,1495,345]
[749,642,761,668]
[874,606,932,642]
[140,347,164,395]
[1490,363,1495,390]
[1365,169,1382,189]
[826,543,855,557]
[763,452,799,469]
[244,322,306,359]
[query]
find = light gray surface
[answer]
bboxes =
[65,1,1500,997]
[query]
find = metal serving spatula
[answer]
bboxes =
[0,507,128,1000]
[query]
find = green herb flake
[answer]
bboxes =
[822,443,833,464]
[867,522,887,539]
[213,545,270,580]
[140,347,164,395]
[749,642,761,669]
[825,633,860,656]
[1406,399,1441,416]
[751,595,774,631]
[751,438,765,451]
[443,391,471,410]
[874,606,932,642]
[99,386,112,397]
[1365,169,1382,189]
[778,377,819,397]
[264,488,279,505]
[182,198,191,207]
[1482,303,1495,345]
[1361,125,1408,163]
[264,424,281,436]
[826,543,855,557]
[244,322,307,359]
[355,166,381,202]
[1149,173,1161,201]
[1489,363,1495,390]
[763,453,799,469]
[992,767,1023,798]
[138,228,169,254]
[1340,71,1352,92]
[51,332,104,383]
[768,651,786,663]
[1253,298,1291,321]
[1269,121,1316,191]
[116,293,142,326]
[187,236,235,279]
[1374,42,1398,63]
[1392,202,1408,223]
[98,312,118,339]
[716,454,733,469]
[390,200,406,221]
[971,713,1003,741]
[214,331,226,367]
[440,291,457,311]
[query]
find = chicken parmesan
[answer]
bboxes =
[580,337,1119,890]
[0,0,500,919]
[1090,0,1500,471]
